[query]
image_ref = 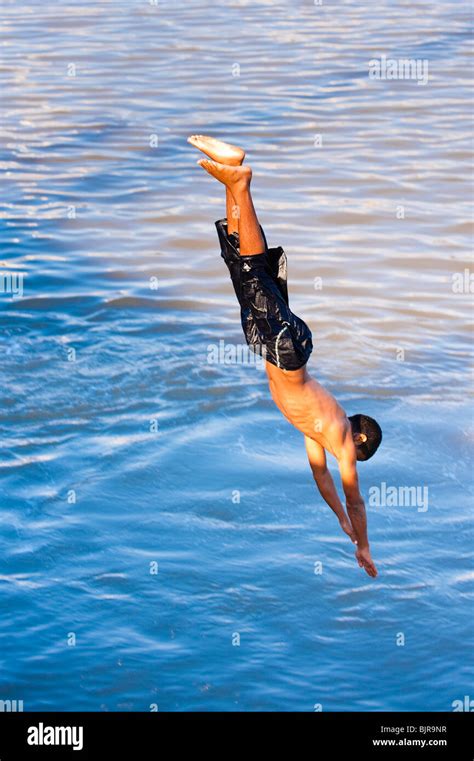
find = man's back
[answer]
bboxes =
[265,360,350,457]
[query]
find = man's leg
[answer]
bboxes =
[197,158,312,371]
[187,135,272,246]
[226,188,239,236]
[196,159,265,255]
[187,135,245,236]
[230,177,266,256]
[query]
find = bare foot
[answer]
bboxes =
[197,159,251,193]
[355,546,378,578]
[188,135,245,166]
[339,515,357,544]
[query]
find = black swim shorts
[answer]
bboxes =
[215,218,313,371]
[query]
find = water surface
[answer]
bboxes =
[0,0,472,711]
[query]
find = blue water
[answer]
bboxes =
[1,0,472,711]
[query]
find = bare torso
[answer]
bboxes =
[265,361,351,458]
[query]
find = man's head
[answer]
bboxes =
[348,414,382,461]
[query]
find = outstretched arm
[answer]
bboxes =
[338,447,378,577]
[304,436,356,543]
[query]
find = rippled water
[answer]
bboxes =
[1,0,472,711]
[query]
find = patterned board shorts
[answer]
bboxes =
[215,218,313,371]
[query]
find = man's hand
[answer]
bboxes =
[355,545,378,578]
[339,515,357,544]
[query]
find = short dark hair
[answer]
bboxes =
[348,414,382,461]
